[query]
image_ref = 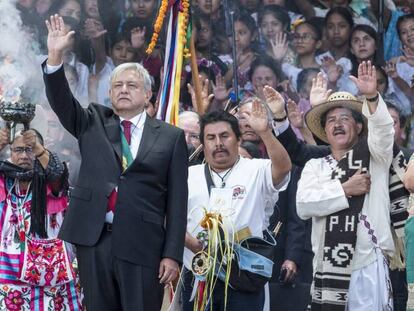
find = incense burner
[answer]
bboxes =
[0,99,35,143]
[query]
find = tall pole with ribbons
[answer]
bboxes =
[147,0,191,126]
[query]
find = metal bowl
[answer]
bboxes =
[0,100,35,123]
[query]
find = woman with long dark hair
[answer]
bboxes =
[349,24,379,76]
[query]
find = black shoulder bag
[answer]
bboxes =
[204,164,277,292]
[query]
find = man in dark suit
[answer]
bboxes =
[268,166,313,311]
[42,15,188,311]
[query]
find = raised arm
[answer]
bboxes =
[263,85,330,167]
[243,98,291,186]
[350,61,394,163]
[44,14,91,138]
[286,99,316,145]
[83,18,108,75]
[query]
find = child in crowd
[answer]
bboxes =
[318,7,353,63]
[89,32,137,107]
[191,14,229,77]
[262,0,303,24]
[128,0,157,21]
[222,12,259,90]
[195,0,221,20]
[238,0,262,21]
[248,55,283,100]
[287,68,318,143]
[282,19,322,90]
[123,17,163,78]
[35,0,53,17]
[257,5,293,64]
[83,0,100,20]
[317,7,354,94]
[77,0,103,67]
[295,0,376,28]
[384,13,414,116]
[48,0,82,26]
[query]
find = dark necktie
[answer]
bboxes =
[121,120,132,145]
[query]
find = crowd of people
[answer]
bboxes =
[1,0,414,310]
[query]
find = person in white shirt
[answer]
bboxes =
[182,101,291,310]
[294,61,407,310]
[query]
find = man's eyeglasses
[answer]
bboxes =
[10,147,33,154]
[185,133,200,141]
[292,33,317,42]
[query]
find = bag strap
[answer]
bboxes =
[204,163,214,196]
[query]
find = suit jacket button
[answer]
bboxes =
[120,176,126,180]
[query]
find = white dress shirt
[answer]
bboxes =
[105,113,145,224]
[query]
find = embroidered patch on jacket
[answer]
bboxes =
[232,186,246,200]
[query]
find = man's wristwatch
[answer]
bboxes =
[365,93,379,102]
[273,115,287,122]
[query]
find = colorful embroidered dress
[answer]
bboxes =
[0,176,81,310]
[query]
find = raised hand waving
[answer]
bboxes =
[45,14,76,65]
[309,72,332,107]
[349,61,377,98]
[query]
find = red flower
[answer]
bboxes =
[29,244,42,260]
[53,293,64,311]
[56,266,69,284]
[42,246,57,263]
[23,265,41,285]
[5,290,24,311]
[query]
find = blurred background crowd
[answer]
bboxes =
[7,0,414,181]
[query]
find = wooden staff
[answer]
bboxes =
[189,22,204,115]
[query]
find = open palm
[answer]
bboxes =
[45,14,75,54]
[212,74,230,102]
[349,61,377,97]
[309,72,332,107]
[187,76,213,115]
[244,99,269,134]
[270,32,288,62]
[287,99,304,128]
[263,86,285,118]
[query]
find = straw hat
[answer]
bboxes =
[304,92,367,143]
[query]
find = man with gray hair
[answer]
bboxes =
[178,111,203,165]
[42,14,189,310]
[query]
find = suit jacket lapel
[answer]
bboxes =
[104,113,122,162]
[136,116,160,164]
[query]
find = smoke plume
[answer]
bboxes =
[0,0,46,104]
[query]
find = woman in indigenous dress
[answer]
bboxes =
[0,128,81,310]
